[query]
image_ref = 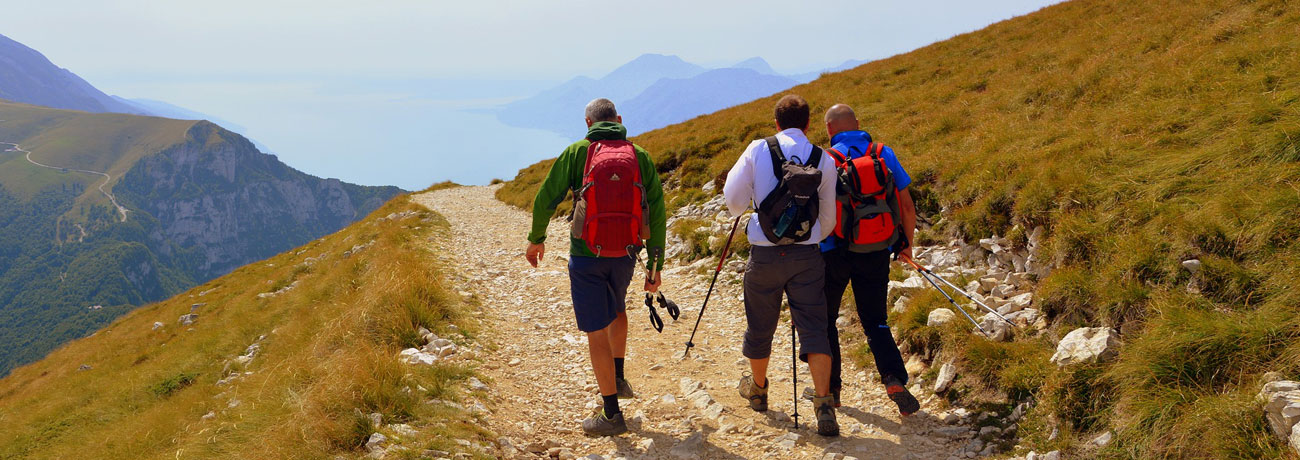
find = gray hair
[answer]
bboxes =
[585,98,618,122]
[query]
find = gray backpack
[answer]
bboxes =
[756,136,823,245]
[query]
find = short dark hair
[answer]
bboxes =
[774,94,810,130]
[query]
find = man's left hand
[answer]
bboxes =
[645,271,662,293]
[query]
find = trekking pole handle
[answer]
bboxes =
[900,253,927,273]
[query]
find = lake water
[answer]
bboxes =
[104,76,574,190]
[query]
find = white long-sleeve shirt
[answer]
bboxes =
[722,128,837,246]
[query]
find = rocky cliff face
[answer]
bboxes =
[0,120,400,376]
[117,121,401,279]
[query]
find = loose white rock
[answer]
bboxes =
[1290,423,1300,455]
[468,377,489,392]
[1003,292,1034,313]
[669,432,705,459]
[1051,327,1121,366]
[1090,431,1113,447]
[365,432,388,452]
[977,313,1013,341]
[1258,380,1300,443]
[934,362,957,393]
[928,308,955,326]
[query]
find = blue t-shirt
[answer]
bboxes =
[820,130,911,252]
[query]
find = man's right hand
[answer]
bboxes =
[525,242,545,267]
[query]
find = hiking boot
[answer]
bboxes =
[813,395,840,437]
[801,386,841,407]
[885,380,920,416]
[615,378,636,399]
[737,373,768,412]
[581,409,627,437]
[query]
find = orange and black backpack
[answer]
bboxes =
[569,139,649,258]
[827,142,908,254]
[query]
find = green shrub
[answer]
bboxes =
[149,372,198,397]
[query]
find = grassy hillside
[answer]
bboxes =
[0,191,488,459]
[0,100,194,207]
[499,0,1300,458]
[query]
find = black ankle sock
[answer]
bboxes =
[614,358,625,380]
[754,377,767,389]
[602,394,621,416]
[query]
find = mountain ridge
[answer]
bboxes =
[495,52,858,138]
[0,33,148,115]
[0,101,403,376]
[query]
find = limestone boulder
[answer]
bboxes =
[927,308,955,327]
[1050,327,1121,366]
[1258,380,1300,449]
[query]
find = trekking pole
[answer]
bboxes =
[902,255,1015,326]
[899,255,990,336]
[683,214,744,358]
[928,272,1015,326]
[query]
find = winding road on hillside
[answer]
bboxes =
[413,185,975,460]
[0,139,130,222]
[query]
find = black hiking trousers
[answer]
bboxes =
[823,248,908,391]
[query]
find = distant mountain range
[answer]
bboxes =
[0,33,251,138]
[495,53,867,138]
[0,34,148,115]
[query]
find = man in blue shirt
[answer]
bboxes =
[818,103,921,416]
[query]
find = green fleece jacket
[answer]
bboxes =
[528,121,667,271]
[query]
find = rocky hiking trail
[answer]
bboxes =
[412,185,997,460]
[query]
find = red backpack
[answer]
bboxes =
[569,140,649,257]
[828,142,907,254]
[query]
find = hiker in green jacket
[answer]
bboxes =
[525,98,667,436]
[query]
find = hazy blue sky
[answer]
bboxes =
[1,0,1062,189]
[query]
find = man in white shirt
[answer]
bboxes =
[722,94,841,437]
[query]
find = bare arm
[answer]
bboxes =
[898,188,916,259]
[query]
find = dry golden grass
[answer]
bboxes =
[0,192,490,459]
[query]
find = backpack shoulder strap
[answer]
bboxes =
[764,136,784,179]
[808,146,823,168]
[583,141,601,177]
[629,142,645,184]
[826,147,847,163]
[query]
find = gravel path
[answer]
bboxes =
[412,185,974,460]
[2,140,130,222]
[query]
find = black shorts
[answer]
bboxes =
[568,255,636,332]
